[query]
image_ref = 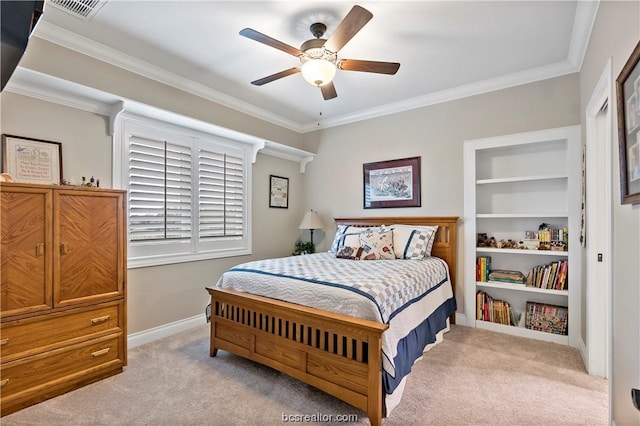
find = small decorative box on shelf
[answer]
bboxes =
[525,302,568,336]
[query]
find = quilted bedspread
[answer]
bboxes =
[218,252,450,324]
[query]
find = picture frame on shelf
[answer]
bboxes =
[269,174,289,208]
[363,156,421,209]
[1,134,63,185]
[615,41,640,204]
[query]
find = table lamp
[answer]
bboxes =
[298,210,324,246]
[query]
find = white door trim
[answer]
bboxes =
[584,58,613,382]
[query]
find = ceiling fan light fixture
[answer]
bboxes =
[301,59,336,86]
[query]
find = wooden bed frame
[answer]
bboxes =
[206,216,458,426]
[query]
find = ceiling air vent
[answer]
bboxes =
[48,0,107,21]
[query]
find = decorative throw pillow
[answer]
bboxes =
[336,245,363,260]
[358,228,395,260]
[391,225,438,259]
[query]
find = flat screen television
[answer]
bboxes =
[1,0,45,91]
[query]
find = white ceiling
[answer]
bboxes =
[27,1,597,132]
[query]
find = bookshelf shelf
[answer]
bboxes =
[476,247,568,257]
[476,174,568,185]
[477,280,568,296]
[464,125,581,346]
[475,320,569,345]
[477,213,568,219]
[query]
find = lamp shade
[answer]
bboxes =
[299,210,324,230]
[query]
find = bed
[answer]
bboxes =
[206,216,458,426]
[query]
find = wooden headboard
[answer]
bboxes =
[334,216,459,301]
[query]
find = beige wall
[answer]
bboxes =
[0,93,307,334]
[302,74,581,311]
[579,1,640,423]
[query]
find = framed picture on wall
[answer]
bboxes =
[363,156,421,209]
[615,40,640,204]
[269,174,289,208]
[1,134,63,185]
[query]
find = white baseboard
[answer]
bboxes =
[455,312,468,326]
[577,336,589,372]
[128,314,207,349]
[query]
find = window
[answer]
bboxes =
[116,114,252,268]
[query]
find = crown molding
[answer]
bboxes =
[33,21,306,133]
[567,0,600,69]
[304,60,580,132]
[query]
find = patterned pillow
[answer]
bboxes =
[335,245,363,260]
[358,228,395,260]
[391,225,438,259]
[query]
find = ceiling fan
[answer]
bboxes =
[239,5,400,101]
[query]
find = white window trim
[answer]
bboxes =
[113,110,254,268]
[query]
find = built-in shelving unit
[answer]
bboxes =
[463,125,581,347]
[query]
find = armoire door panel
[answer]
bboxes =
[53,191,125,306]
[0,187,52,316]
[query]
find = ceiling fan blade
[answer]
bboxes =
[321,82,337,100]
[324,5,373,52]
[239,28,303,57]
[251,68,300,86]
[338,59,400,75]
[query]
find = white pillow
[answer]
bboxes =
[391,224,438,259]
[330,225,371,253]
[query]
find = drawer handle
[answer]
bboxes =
[60,242,68,255]
[90,315,111,325]
[0,379,9,387]
[0,338,8,346]
[91,348,110,358]
[36,242,45,256]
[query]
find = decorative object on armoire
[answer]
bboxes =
[269,174,289,208]
[1,134,63,185]
[0,182,127,416]
[298,209,324,246]
[615,40,640,204]
[363,156,421,209]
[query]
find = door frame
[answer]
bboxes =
[584,59,613,387]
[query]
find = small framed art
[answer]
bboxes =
[1,134,63,185]
[363,156,421,209]
[269,174,289,208]
[615,40,640,204]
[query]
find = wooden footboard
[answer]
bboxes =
[206,287,388,426]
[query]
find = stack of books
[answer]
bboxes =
[488,269,525,284]
[476,256,491,282]
[526,260,568,290]
[476,291,518,326]
[525,302,568,335]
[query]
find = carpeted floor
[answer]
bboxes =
[2,324,608,425]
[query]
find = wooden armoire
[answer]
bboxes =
[0,182,127,416]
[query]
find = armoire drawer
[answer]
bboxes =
[0,302,122,362]
[0,334,122,400]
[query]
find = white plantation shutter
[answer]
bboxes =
[129,136,192,241]
[198,146,246,239]
[121,116,251,268]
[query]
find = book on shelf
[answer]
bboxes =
[476,290,519,326]
[526,259,568,290]
[525,301,568,335]
[476,256,491,282]
[488,269,525,284]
